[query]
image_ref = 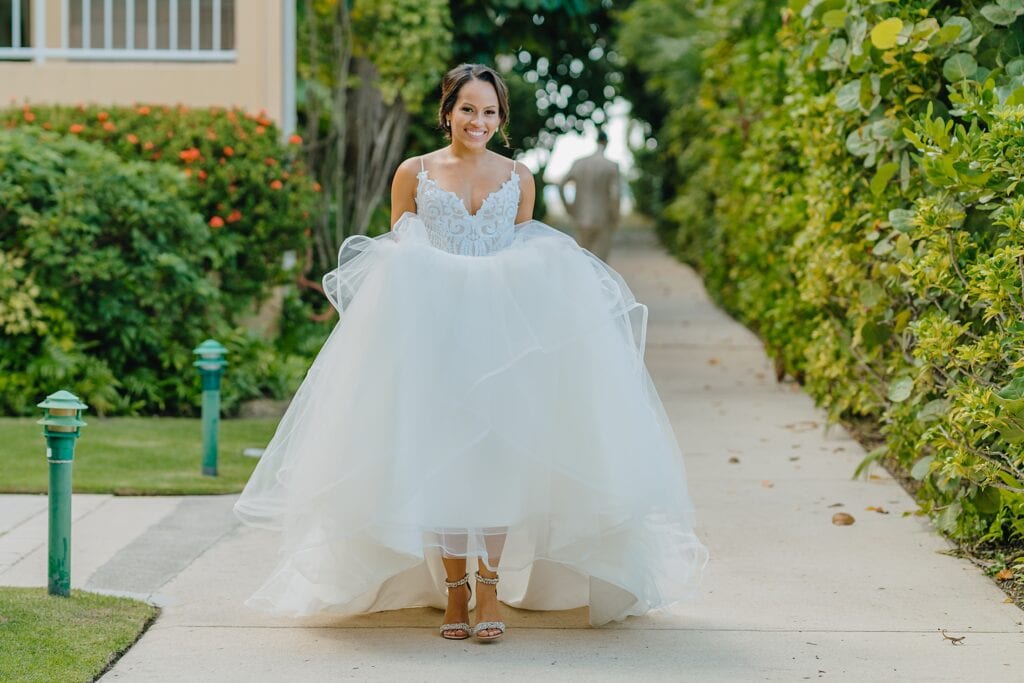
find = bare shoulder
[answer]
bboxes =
[394,155,425,182]
[514,160,535,193]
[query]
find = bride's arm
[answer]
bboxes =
[514,167,536,224]
[390,157,420,229]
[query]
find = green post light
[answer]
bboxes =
[37,390,88,597]
[193,339,228,477]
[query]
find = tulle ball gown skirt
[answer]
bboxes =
[234,215,709,625]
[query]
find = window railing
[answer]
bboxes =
[0,0,235,62]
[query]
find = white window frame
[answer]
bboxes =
[0,0,236,62]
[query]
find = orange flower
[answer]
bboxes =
[198,170,208,181]
[312,182,322,192]
[288,133,302,145]
[69,123,84,134]
[102,121,116,132]
[42,121,53,130]
[136,105,151,115]
[264,157,277,166]
[270,179,283,190]
[97,111,109,122]
[22,110,35,122]
[206,128,218,141]
[227,110,238,123]
[222,145,234,157]
[178,147,201,163]
[228,184,238,194]
[255,125,266,135]
[209,216,225,228]
[143,140,154,150]
[126,133,139,144]
[226,209,242,223]
[183,168,193,178]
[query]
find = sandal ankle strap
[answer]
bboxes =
[444,573,470,589]
[474,570,500,585]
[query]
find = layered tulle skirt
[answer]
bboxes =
[233,213,708,625]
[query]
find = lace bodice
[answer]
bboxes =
[415,158,520,256]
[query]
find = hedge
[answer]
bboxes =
[620,0,1024,545]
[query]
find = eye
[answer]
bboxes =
[461,106,473,112]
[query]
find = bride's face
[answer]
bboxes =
[449,79,501,148]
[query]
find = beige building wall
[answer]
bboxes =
[0,0,286,126]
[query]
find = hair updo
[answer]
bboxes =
[438,63,511,147]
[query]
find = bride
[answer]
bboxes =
[234,63,708,642]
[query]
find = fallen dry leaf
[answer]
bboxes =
[789,456,800,461]
[727,456,740,464]
[831,512,855,525]
[995,568,1014,581]
[761,480,774,488]
[784,420,819,432]
[868,474,884,480]
[866,506,889,514]
[1004,597,1015,603]
[707,357,720,365]
[828,502,844,508]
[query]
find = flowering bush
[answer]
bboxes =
[4,103,318,314]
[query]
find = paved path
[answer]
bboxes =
[3,226,1022,681]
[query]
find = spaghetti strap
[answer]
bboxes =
[420,156,426,173]
[511,159,517,178]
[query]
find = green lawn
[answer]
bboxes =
[0,587,158,682]
[0,417,278,495]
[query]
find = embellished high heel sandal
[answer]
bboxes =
[472,570,506,641]
[439,573,473,640]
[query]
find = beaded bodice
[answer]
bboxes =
[415,159,520,256]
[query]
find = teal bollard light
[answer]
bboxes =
[193,339,228,477]
[37,390,88,597]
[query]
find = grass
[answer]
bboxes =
[0,587,158,682]
[0,417,278,495]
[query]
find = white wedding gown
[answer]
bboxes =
[234,158,708,625]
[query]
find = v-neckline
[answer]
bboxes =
[418,171,518,219]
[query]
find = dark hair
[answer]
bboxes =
[438,63,511,147]
[596,129,608,145]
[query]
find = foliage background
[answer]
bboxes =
[619,0,1024,547]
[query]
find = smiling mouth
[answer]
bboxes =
[466,129,487,138]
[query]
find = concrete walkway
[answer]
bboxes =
[3,226,1022,681]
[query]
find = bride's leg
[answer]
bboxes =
[475,527,507,638]
[440,531,470,639]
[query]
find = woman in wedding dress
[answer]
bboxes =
[234,63,708,642]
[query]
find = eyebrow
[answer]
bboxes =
[458,102,498,109]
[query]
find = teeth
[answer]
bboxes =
[467,130,485,137]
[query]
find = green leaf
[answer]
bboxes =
[870,18,903,50]
[917,398,949,423]
[910,455,934,480]
[930,23,963,46]
[870,162,899,196]
[859,280,885,307]
[972,487,1001,514]
[1006,86,1024,106]
[860,319,891,348]
[888,375,914,402]
[889,208,916,231]
[937,501,962,533]
[836,80,861,111]
[943,16,973,44]
[943,53,978,82]
[823,9,847,28]
[980,4,1019,25]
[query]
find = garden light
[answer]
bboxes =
[193,339,228,476]
[37,390,88,597]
